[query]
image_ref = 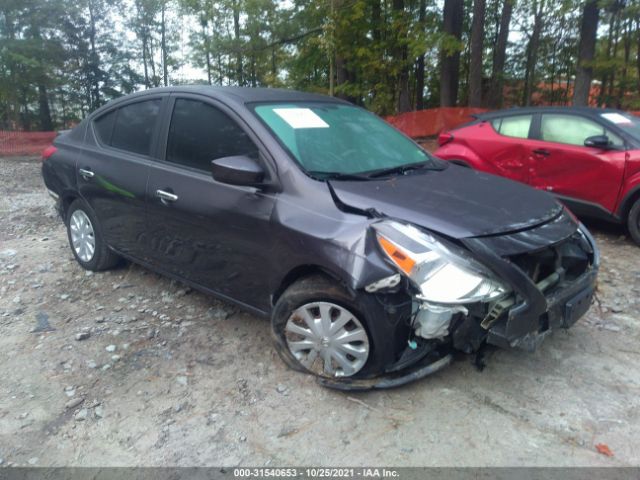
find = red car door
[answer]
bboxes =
[527,113,626,213]
[435,114,534,183]
[485,114,535,184]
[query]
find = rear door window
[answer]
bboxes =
[491,115,533,139]
[110,99,161,156]
[165,98,257,172]
[94,110,116,145]
[540,114,624,148]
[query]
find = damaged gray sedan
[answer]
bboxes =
[42,86,599,390]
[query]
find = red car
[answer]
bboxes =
[434,107,640,245]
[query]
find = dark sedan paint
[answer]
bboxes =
[329,164,563,239]
[41,86,599,388]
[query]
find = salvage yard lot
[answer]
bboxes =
[1,155,639,467]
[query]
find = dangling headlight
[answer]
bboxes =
[373,221,509,304]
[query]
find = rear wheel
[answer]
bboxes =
[66,199,121,271]
[627,199,640,246]
[271,275,376,379]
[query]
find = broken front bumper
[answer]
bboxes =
[486,266,597,350]
[320,220,599,391]
[317,353,453,391]
[464,224,600,351]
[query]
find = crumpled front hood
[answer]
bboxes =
[329,165,563,239]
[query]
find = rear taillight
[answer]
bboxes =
[437,132,454,147]
[42,145,57,161]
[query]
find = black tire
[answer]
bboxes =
[66,198,121,271]
[627,199,640,246]
[271,274,383,380]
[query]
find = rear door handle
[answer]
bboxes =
[532,149,550,157]
[78,168,94,179]
[156,189,178,203]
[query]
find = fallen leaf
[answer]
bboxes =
[596,443,614,457]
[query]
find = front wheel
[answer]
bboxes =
[627,199,640,246]
[66,199,121,271]
[271,275,375,379]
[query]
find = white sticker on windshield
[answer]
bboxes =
[274,108,329,129]
[601,112,632,124]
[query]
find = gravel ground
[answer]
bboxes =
[1,155,639,467]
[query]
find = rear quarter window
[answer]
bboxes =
[491,115,533,139]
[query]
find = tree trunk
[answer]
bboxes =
[87,0,101,109]
[440,0,463,106]
[38,83,53,131]
[233,1,243,86]
[598,11,616,106]
[607,11,621,101]
[60,89,68,129]
[20,87,30,131]
[201,21,212,85]
[251,55,257,87]
[415,0,426,109]
[468,0,486,107]
[522,2,544,106]
[573,0,598,106]
[549,38,556,104]
[142,31,150,88]
[147,32,158,86]
[271,47,276,77]
[617,16,631,108]
[371,0,381,42]
[161,2,168,87]
[394,0,411,113]
[637,18,640,94]
[335,55,353,102]
[487,0,512,108]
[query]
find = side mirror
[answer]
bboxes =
[211,155,265,187]
[584,135,611,149]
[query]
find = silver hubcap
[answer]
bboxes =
[285,302,369,378]
[70,210,96,263]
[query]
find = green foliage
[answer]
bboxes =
[1,0,640,130]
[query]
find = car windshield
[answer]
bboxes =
[600,112,640,140]
[252,102,443,178]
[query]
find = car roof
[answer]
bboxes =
[474,106,627,121]
[104,85,348,107]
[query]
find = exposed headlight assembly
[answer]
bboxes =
[373,221,509,305]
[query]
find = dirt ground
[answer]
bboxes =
[1,155,639,467]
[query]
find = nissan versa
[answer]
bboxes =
[41,86,600,390]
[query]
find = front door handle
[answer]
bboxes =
[79,168,94,179]
[156,189,178,203]
[532,149,550,157]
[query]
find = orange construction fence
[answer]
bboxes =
[2,108,640,156]
[387,107,640,139]
[0,130,57,157]
[386,107,488,138]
